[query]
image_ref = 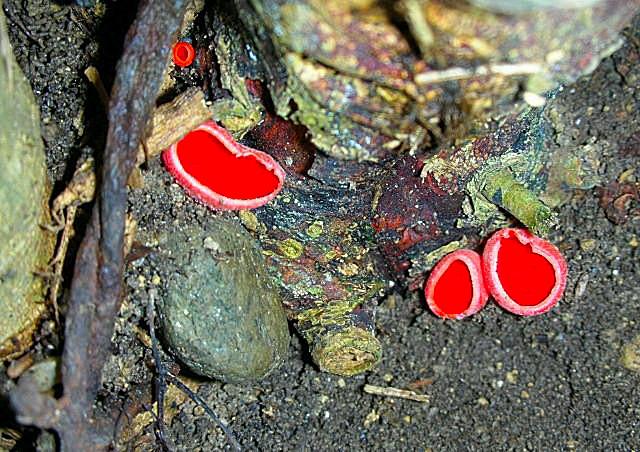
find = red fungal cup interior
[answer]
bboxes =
[496,234,555,306]
[433,259,473,315]
[162,121,285,210]
[424,249,488,319]
[172,42,195,67]
[177,129,280,200]
[483,228,567,316]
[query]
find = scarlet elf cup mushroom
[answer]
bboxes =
[162,120,285,210]
[424,249,488,319]
[482,228,567,316]
[172,41,195,68]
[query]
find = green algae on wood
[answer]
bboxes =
[0,10,54,359]
[312,326,381,377]
[374,103,596,286]
[252,180,385,377]
[240,0,638,162]
[481,168,556,236]
[207,0,640,376]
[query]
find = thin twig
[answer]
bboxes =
[401,0,434,57]
[47,204,77,324]
[166,374,242,451]
[144,290,240,450]
[147,289,171,451]
[414,62,544,85]
[84,66,110,112]
[363,384,430,403]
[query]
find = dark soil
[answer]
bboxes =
[3,2,640,451]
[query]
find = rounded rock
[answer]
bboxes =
[158,217,289,383]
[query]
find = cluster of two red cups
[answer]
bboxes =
[424,228,568,319]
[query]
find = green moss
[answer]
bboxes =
[211,32,264,137]
[305,220,324,238]
[311,327,382,377]
[482,168,556,236]
[277,238,304,259]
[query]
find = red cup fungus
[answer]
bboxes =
[424,249,489,319]
[172,41,195,67]
[162,120,285,210]
[482,228,567,316]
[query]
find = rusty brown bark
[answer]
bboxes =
[11,0,188,449]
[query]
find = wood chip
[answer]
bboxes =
[6,354,34,379]
[138,87,211,163]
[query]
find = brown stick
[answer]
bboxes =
[11,1,189,450]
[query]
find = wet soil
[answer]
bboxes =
[2,1,640,451]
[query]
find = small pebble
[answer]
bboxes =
[574,273,589,299]
[579,238,597,252]
[566,440,579,449]
[621,336,640,372]
[523,91,546,107]
[364,409,380,427]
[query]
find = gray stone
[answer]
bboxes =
[158,217,289,383]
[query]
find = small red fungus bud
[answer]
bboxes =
[424,249,488,319]
[172,41,195,67]
[162,120,285,210]
[482,228,567,316]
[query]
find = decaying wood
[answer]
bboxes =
[138,87,211,162]
[11,0,189,449]
[7,2,639,450]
